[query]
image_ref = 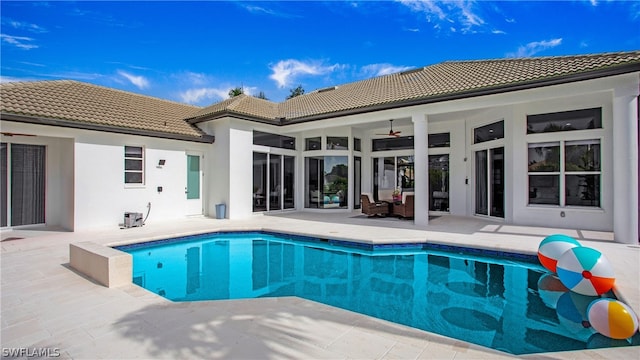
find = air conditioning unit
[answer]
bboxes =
[123,212,143,228]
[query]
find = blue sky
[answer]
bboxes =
[1,1,638,105]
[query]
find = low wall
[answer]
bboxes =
[69,242,132,288]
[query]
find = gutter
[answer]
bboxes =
[1,113,215,144]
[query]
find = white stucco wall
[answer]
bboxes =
[72,132,209,230]
[1,121,209,231]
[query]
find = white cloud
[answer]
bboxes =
[507,38,563,58]
[178,85,258,105]
[240,4,298,18]
[2,18,47,33]
[0,76,30,83]
[179,88,229,104]
[361,63,414,77]
[117,70,149,89]
[269,59,341,88]
[397,0,485,34]
[1,34,38,50]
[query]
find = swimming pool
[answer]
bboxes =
[116,231,639,355]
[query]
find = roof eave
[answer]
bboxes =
[187,110,282,126]
[282,63,640,125]
[1,113,215,144]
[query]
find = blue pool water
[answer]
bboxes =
[116,231,639,355]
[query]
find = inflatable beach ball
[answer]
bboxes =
[556,247,615,296]
[587,298,639,340]
[538,234,582,273]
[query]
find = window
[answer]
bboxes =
[428,133,450,148]
[305,156,348,209]
[527,108,601,134]
[253,131,296,150]
[327,136,348,150]
[124,146,144,184]
[372,136,414,151]
[528,140,600,207]
[373,156,414,200]
[305,137,321,151]
[354,138,361,152]
[474,121,504,144]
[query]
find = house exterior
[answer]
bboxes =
[1,51,638,244]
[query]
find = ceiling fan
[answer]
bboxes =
[376,119,401,137]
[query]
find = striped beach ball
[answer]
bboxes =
[556,247,615,296]
[587,298,639,340]
[537,234,582,273]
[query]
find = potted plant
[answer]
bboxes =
[392,188,401,202]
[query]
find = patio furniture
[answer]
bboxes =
[361,193,389,217]
[393,192,414,218]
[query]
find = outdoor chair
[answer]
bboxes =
[393,192,414,218]
[361,193,389,217]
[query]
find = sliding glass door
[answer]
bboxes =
[475,147,504,218]
[429,154,449,212]
[305,156,348,209]
[1,143,46,227]
[253,153,294,212]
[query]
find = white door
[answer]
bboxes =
[186,152,203,215]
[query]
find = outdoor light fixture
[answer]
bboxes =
[158,159,166,166]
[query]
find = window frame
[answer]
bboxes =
[124,145,145,186]
[526,108,604,208]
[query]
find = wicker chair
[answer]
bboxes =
[393,192,414,218]
[361,193,389,217]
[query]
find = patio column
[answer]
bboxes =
[413,113,429,226]
[612,85,639,244]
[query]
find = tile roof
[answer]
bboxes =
[1,51,639,134]
[186,94,279,123]
[0,80,210,141]
[277,51,640,121]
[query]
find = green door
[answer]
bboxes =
[186,155,200,200]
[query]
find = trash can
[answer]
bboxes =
[215,203,226,219]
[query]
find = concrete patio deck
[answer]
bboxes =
[1,213,639,359]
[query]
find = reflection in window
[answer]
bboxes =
[327,137,348,150]
[253,131,296,150]
[474,121,504,144]
[372,136,414,151]
[527,139,600,207]
[428,133,450,148]
[527,108,601,134]
[429,155,449,212]
[305,137,321,151]
[528,143,560,172]
[373,156,414,201]
[529,175,559,205]
[253,153,295,212]
[305,156,348,209]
